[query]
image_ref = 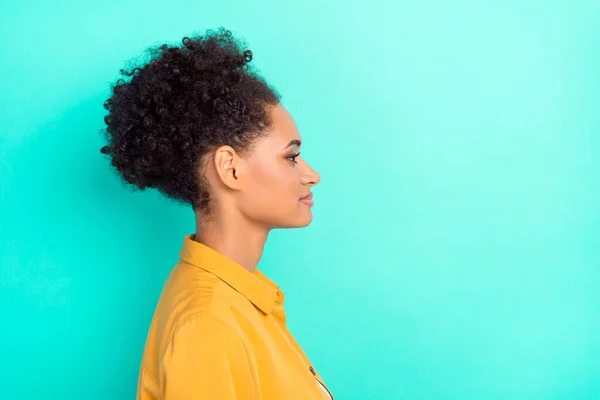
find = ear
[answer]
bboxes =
[213,145,243,191]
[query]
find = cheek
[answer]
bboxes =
[249,163,299,199]
[239,161,309,227]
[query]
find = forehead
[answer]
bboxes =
[267,104,302,144]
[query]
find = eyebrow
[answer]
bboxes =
[285,139,302,149]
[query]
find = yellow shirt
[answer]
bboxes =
[136,234,334,400]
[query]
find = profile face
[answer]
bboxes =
[235,104,321,229]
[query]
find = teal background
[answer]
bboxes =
[1,0,599,399]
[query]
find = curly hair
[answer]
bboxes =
[100,27,281,213]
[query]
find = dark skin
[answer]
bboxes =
[195,103,321,272]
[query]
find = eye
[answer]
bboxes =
[287,152,300,164]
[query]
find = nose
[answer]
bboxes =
[300,159,320,187]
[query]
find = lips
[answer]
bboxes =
[300,193,314,206]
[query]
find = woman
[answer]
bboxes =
[100,28,333,399]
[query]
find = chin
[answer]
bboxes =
[294,211,314,228]
[295,217,313,228]
[266,203,314,229]
[277,212,313,229]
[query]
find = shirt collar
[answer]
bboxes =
[179,234,281,314]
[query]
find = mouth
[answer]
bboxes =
[300,193,314,206]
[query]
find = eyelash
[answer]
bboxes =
[287,152,300,164]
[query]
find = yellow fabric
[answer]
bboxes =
[136,234,334,400]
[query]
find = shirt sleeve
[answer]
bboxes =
[161,314,259,400]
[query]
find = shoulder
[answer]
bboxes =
[171,312,238,341]
[159,260,238,316]
[155,261,246,352]
[163,311,248,364]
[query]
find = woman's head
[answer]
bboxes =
[101,28,320,229]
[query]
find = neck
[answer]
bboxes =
[194,208,269,273]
